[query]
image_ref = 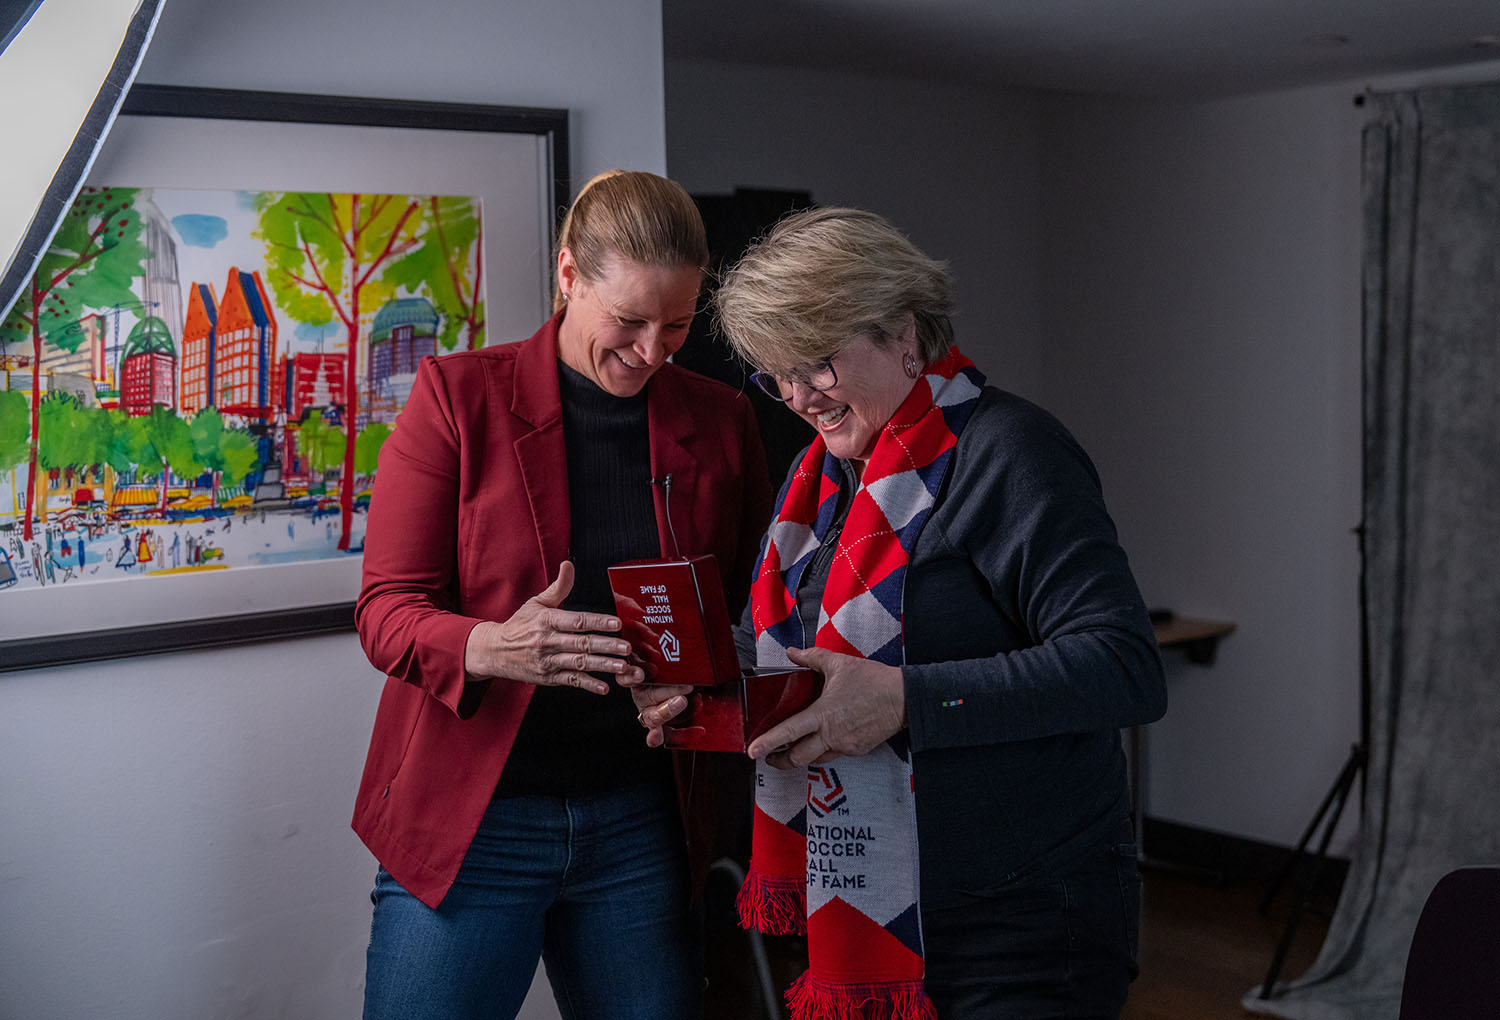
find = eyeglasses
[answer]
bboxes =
[749,356,838,402]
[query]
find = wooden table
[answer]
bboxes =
[1153,615,1236,665]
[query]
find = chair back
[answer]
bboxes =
[1399,865,1500,1020]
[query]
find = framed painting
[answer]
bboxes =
[0,84,568,671]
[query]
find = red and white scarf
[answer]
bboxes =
[738,348,985,1020]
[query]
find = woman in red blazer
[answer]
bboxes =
[354,171,771,1020]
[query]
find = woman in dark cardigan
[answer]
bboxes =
[635,207,1166,1020]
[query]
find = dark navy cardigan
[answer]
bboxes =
[737,386,1166,908]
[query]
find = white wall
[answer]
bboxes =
[135,0,669,184]
[0,636,380,1018]
[0,0,665,1017]
[1036,86,1369,848]
[665,57,1047,400]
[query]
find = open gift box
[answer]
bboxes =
[608,554,821,753]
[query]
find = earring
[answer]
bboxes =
[903,352,920,379]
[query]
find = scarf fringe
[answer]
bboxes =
[785,971,938,1020]
[736,871,807,935]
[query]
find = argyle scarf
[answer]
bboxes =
[737,347,984,1020]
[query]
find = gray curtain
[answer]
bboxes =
[1245,81,1500,1020]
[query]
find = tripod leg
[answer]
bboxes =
[1257,754,1360,999]
[1260,746,1363,915]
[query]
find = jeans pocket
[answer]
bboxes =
[1111,842,1142,976]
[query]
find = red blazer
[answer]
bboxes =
[352,313,771,908]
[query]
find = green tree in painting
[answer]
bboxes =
[296,409,346,480]
[218,429,262,494]
[79,402,117,473]
[189,408,261,504]
[256,192,426,550]
[118,405,199,514]
[153,407,202,514]
[35,393,89,525]
[118,412,156,485]
[10,394,113,523]
[32,397,120,514]
[0,389,31,470]
[0,186,148,540]
[354,421,392,477]
[101,407,134,482]
[387,196,485,350]
[188,406,226,504]
[0,389,29,519]
[74,401,120,507]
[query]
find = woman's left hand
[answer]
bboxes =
[746,646,907,769]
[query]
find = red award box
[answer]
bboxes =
[607,555,741,687]
[658,667,823,754]
[608,554,822,753]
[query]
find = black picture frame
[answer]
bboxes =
[0,84,568,673]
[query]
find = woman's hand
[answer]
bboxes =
[626,683,694,748]
[746,646,907,769]
[463,561,645,694]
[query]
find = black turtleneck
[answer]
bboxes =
[495,359,671,798]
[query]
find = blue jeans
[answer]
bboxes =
[363,783,701,1020]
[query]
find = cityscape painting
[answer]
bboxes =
[0,184,486,599]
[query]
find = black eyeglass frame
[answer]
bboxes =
[749,355,838,401]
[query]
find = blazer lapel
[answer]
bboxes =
[511,314,570,577]
[508,323,704,572]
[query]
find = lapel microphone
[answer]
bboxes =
[650,474,682,559]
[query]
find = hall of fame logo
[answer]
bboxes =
[658,629,681,662]
[808,765,847,815]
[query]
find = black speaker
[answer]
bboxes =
[678,188,816,485]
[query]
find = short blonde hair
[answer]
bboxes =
[552,170,709,313]
[713,207,954,374]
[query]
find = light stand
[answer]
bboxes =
[1257,523,1372,999]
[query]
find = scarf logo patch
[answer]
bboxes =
[808,765,848,816]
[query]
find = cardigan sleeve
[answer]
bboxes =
[902,394,1166,751]
[355,356,489,718]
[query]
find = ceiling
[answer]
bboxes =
[662,0,1500,98]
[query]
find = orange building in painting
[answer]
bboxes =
[214,267,281,420]
[179,282,219,415]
